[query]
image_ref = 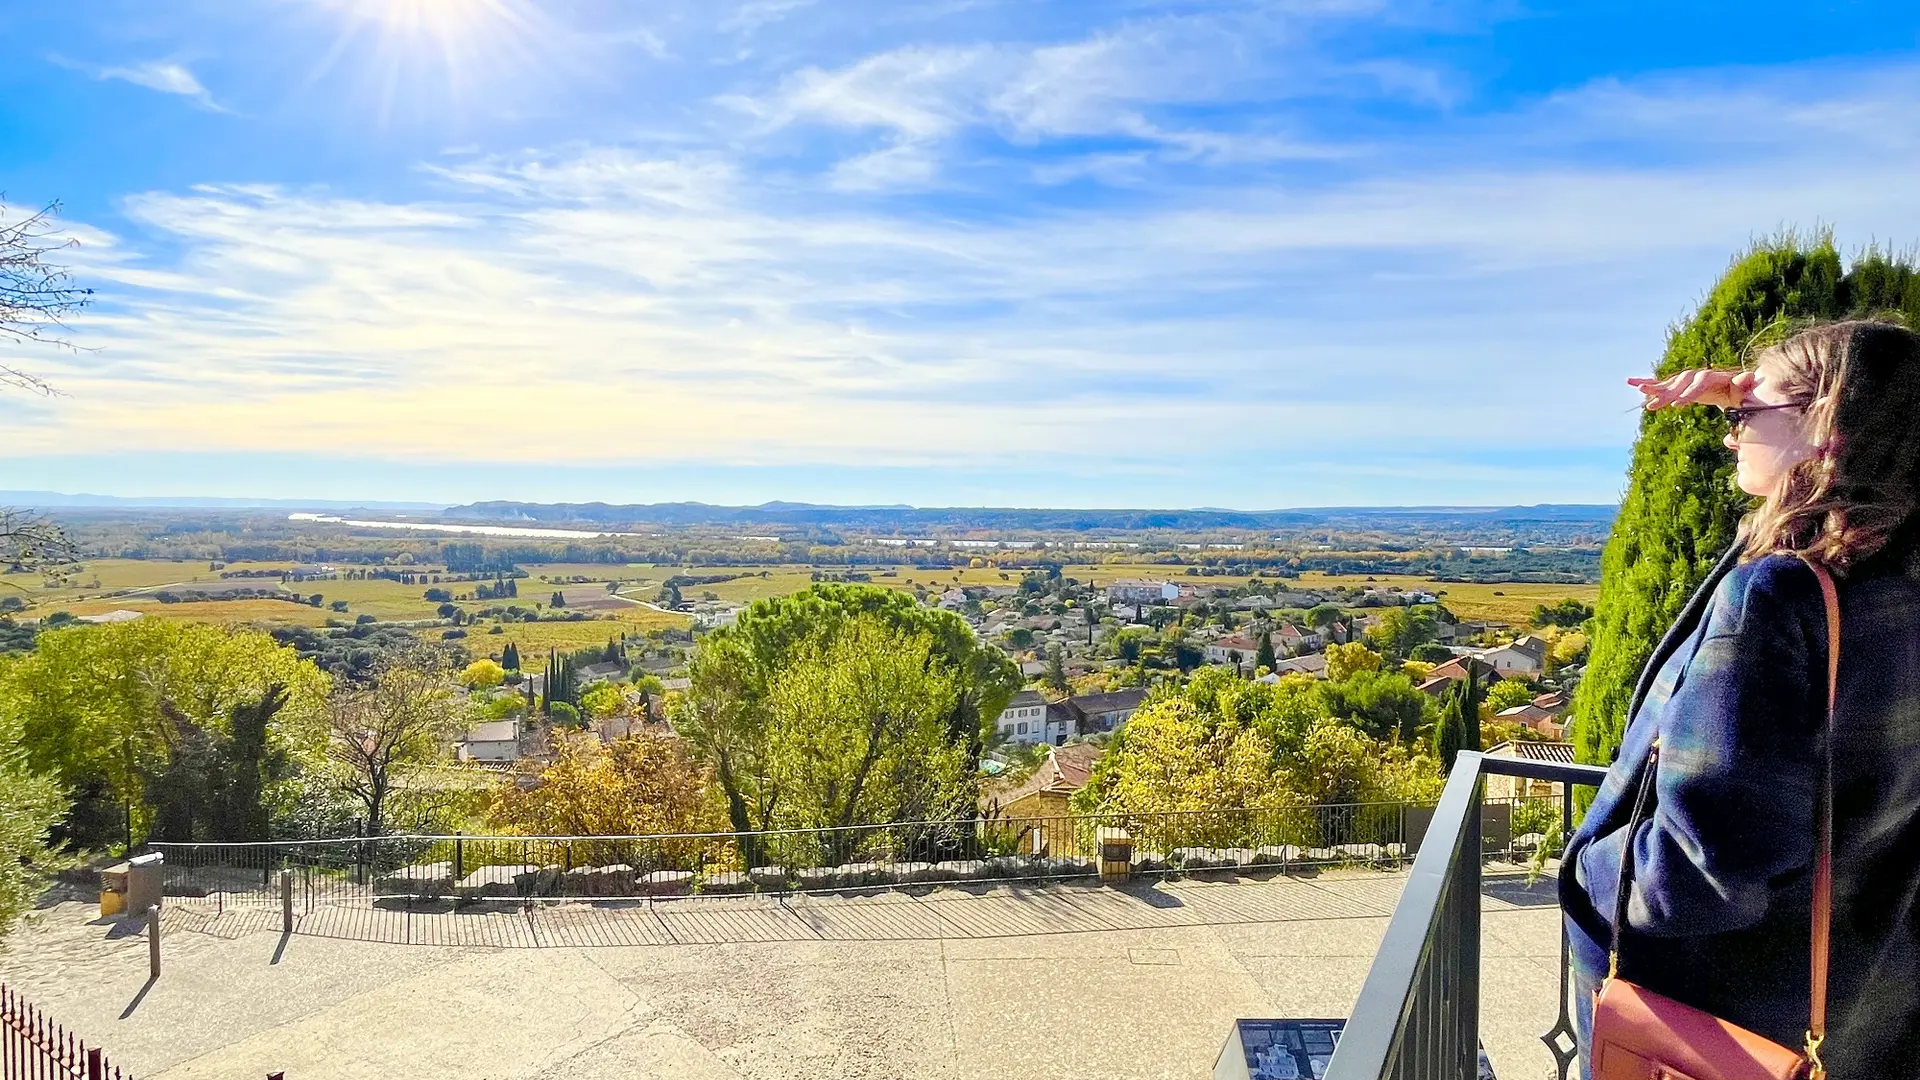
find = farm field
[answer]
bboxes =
[455,607,690,656]
[1292,572,1599,626]
[8,557,1596,643]
[57,596,337,628]
[11,558,694,641]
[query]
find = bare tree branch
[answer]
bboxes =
[0,508,78,575]
[1,197,93,395]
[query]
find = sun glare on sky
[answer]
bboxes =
[305,0,555,122]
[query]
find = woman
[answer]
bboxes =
[1561,319,1920,1078]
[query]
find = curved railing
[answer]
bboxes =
[143,796,1562,910]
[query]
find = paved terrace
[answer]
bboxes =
[3,869,1566,1080]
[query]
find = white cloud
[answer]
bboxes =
[57,57,228,111]
[730,11,1446,188]
[721,0,818,35]
[13,51,1920,504]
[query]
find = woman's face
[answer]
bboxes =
[1726,363,1819,496]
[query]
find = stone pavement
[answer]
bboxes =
[0,870,1569,1080]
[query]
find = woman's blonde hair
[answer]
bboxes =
[1741,320,1920,573]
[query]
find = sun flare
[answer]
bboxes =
[306,0,553,120]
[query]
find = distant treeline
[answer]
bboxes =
[445,500,1618,538]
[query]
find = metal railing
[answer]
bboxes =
[1324,751,1608,1080]
[144,797,1563,913]
[1,985,285,1080]
[2,984,127,1079]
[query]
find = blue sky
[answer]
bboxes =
[2,0,1917,509]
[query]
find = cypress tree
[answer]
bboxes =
[502,642,520,671]
[1433,678,1468,773]
[1574,237,1920,769]
[1254,630,1276,673]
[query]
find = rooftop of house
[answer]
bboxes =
[1073,688,1147,713]
[1004,689,1047,709]
[462,719,520,744]
[981,741,1105,810]
[1484,740,1576,764]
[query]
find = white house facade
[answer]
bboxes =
[995,690,1049,744]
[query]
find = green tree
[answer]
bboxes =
[1044,643,1068,694]
[1305,604,1343,630]
[1318,670,1431,743]
[580,683,625,720]
[1531,599,1594,629]
[0,724,62,936]
[1254,631,1276,673]
[550,590,567,608]
[501,642,521,671]
[677,585,1018,852]
[1485,679,1537,714]
[1367,607,1438,662]
[0,620,329,846]
[1432,670,1483,772]
[1075,669,1441,843]
[1574,238,1920,767]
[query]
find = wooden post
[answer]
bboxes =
[147,905,161,979]
[88,1047,104,1080]
[280,869,294,934]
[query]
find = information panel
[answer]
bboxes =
[1214,1018,1497,1080]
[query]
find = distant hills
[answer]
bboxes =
[0,491,443,512]
[441,500,1617,534]
[2,492,1617,538]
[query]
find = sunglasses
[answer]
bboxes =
[1720,402,1803,430]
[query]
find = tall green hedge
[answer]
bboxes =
[1573,237,1920,768]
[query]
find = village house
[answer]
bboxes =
[456,719,521,763]
[1274,623,1324,655]
[1105,579,1180,606]
[1043,700,1081,746]
[1204,633,1263,667]
[980,742,1103,827]
[1265,652,1331,680]
[1478,634,1549,677]
[1416,655,1508,695]
[1071,688,1147,733]
[994,689,1049,743]
[1496,703,1567,740]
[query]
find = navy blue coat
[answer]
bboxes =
[1562,546,1920,1078]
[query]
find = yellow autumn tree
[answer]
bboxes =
[1325,641,1383,682]
[489,731,721,838]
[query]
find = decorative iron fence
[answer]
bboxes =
[1324,752,1608,1080]
[1,985,126,1080]
[145,796,1561,912]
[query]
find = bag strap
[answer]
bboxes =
[1803,559,1839,1073]
[1603,557,1839,1074]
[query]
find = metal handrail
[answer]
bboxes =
[1324,751,1609,1080]
[143,799,1431,848]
